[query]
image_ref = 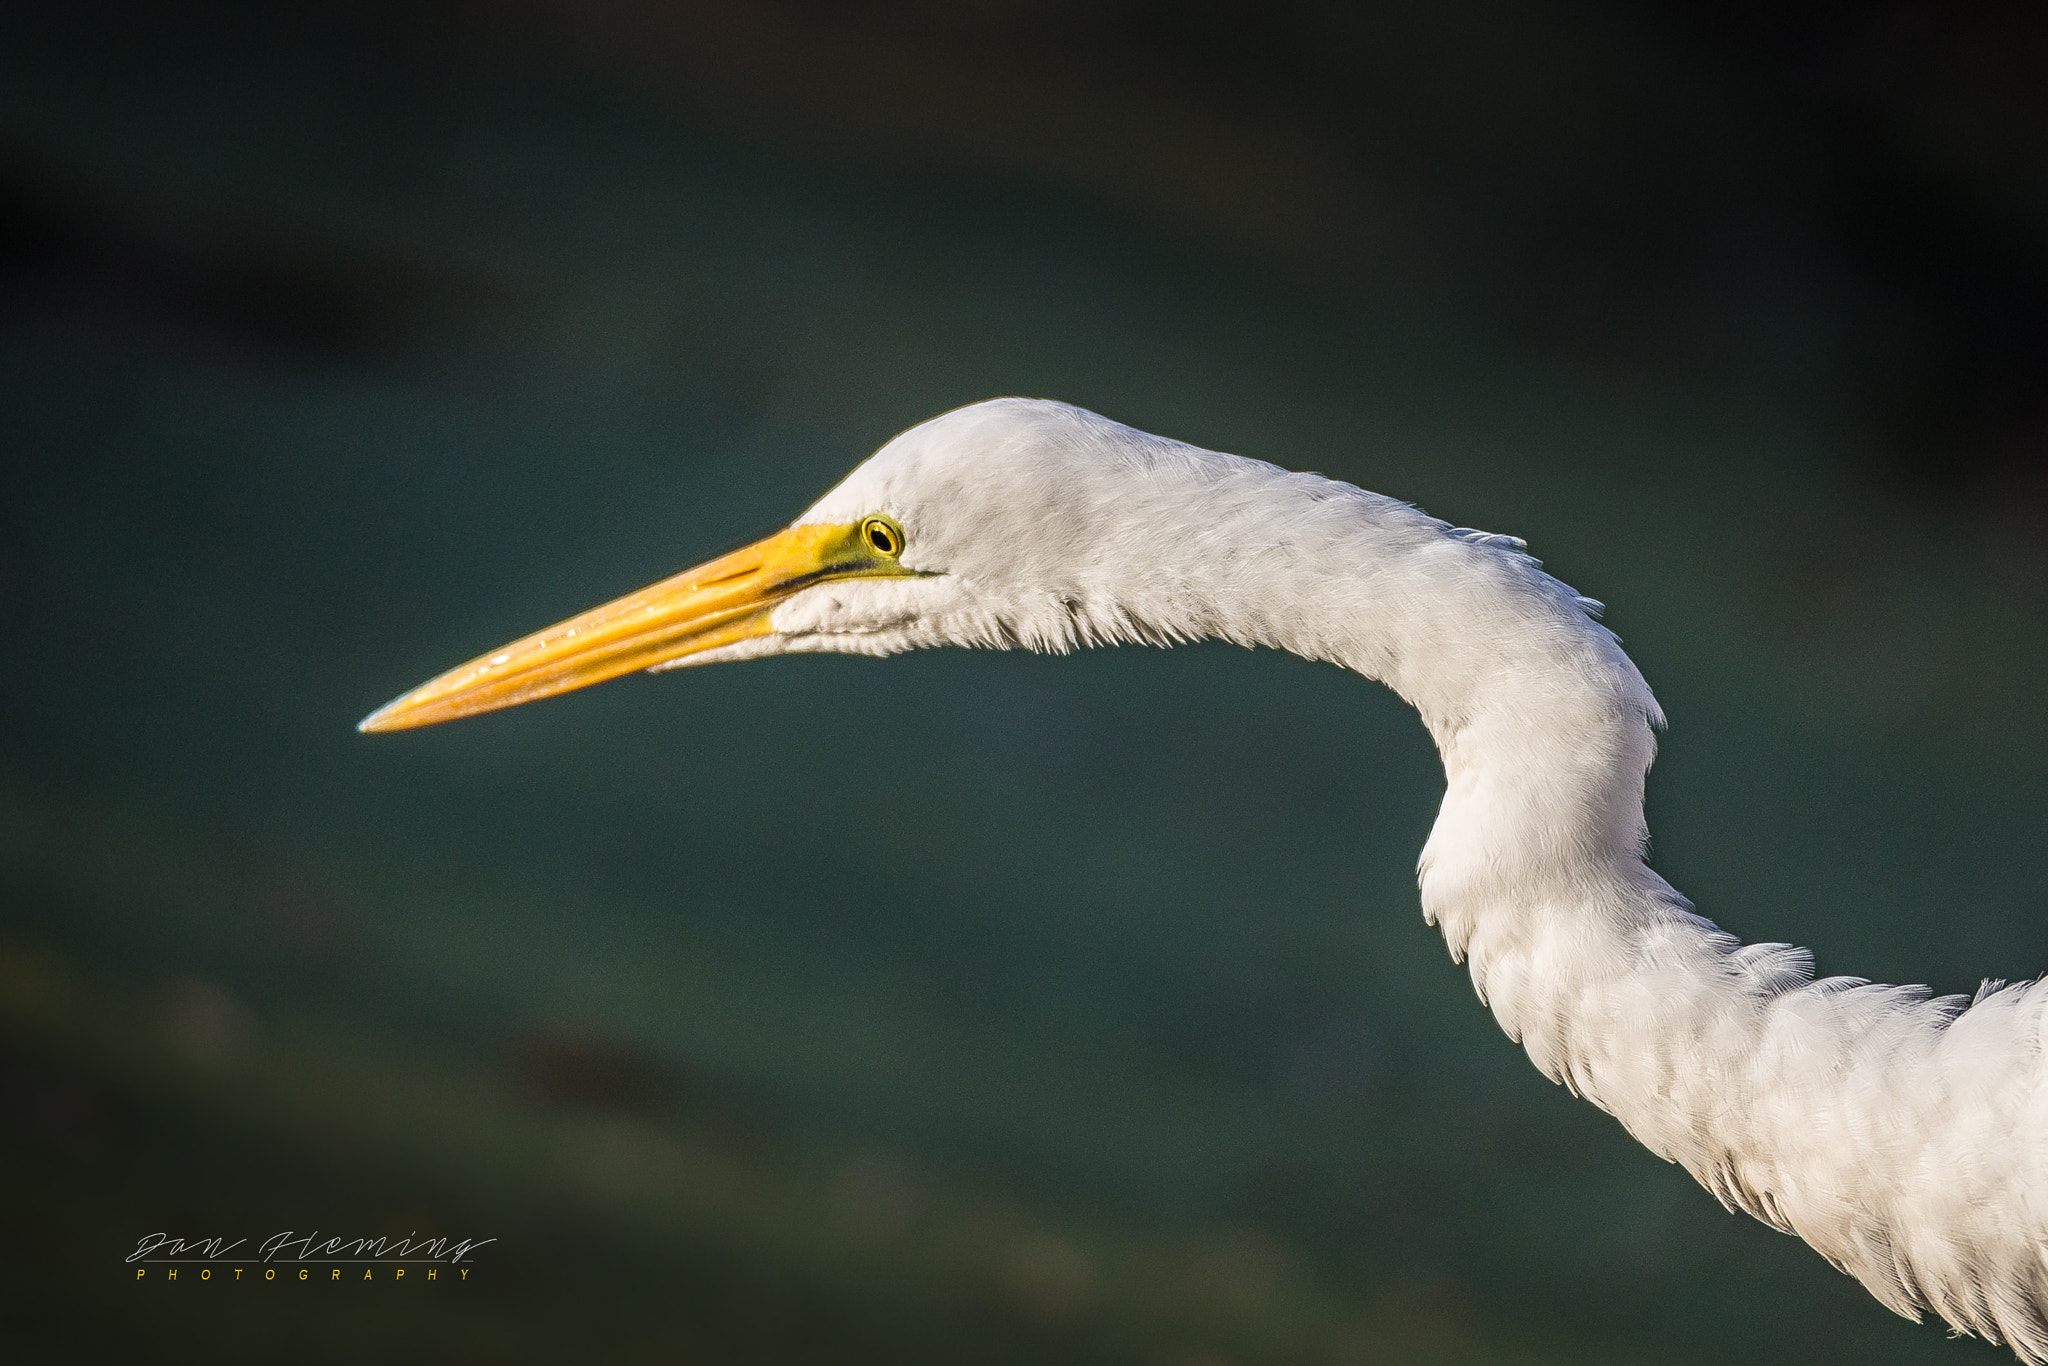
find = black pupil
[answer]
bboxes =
[869,524,894,553]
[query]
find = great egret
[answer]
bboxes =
[363,398,2048,1358]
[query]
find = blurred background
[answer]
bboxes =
[3,1,2046,1361]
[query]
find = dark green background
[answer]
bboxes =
[3,3,2044,1362]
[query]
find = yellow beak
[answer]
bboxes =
[358,520,914,733]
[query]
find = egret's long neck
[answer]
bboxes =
[1106,466,2047,1355]
[1165,486,1695,1096]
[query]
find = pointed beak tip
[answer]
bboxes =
[356,701,404,734]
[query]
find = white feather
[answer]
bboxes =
[754,397,2048,1358]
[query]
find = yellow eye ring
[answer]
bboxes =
[861,516,904,558]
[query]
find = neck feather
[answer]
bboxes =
[1108,461,2048,1359]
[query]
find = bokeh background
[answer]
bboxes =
[4,2,2046,1362]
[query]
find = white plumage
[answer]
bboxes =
[776,398,2048,1355]
[376,396,2048,1356]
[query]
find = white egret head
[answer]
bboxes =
[358,397,1306,731]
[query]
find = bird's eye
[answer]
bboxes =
[861,516,904,557]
